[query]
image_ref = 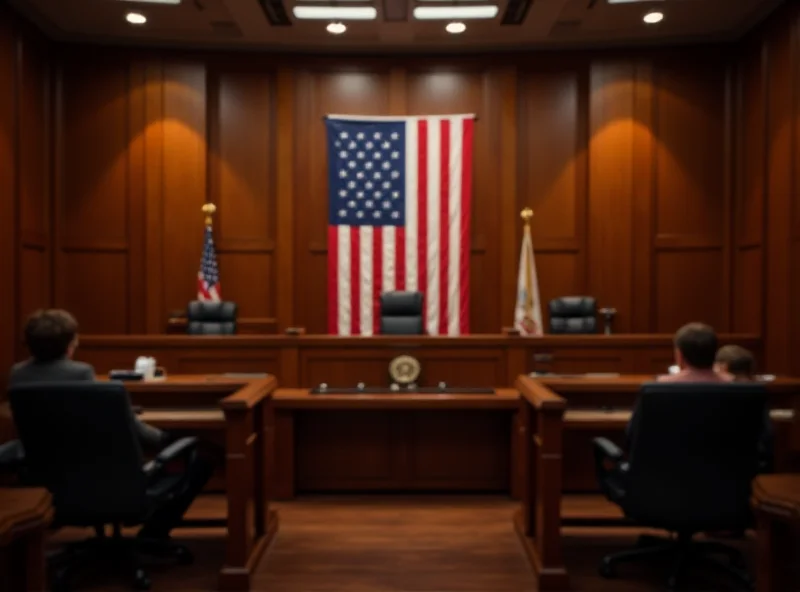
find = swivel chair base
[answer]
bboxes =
[598,532,753,591]
[49,525,193,591]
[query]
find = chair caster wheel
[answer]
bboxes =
[134,569,152,590]
[174,545,194,565]
[51,567,72,592]
[598,558,617,579]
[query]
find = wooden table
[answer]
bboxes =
[541,373,800,491]
[271,388,520,498]
[513,374,800,592]
[121,375,280,592]
[0,488,53,592]
[752,474,800,592]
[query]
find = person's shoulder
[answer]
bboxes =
[8,359,32,383]
[64,359,93,371]
[10,359,31,374]
[62,359,95,377]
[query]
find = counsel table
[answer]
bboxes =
[514,374,800,591]
[114,375,279,592]
[271,388,519,498]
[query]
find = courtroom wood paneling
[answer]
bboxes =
[293,409,512,492]
[0,11,16,379]
[734,1,800,375]
[41,45,752,350]
[0,8,51,380]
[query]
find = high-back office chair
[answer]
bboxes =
[548,296,597,334]
[593,383,767,591]
[186,300,237,335]
[380,291,424,335]
[9,382,199,591]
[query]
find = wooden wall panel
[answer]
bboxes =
[18,30,50,332]
[0,12,16,377]
[57,59,130,333]
[44,51,738,340]
[0,7,51,379]
[734,1,800,374]
[12,35,791,368]
[517,67,587,321]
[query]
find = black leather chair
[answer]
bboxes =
[380,291,424,335]
[186,300,237,335]
[548,296,597,333]
[9,382,199,591]
[593,382,767,591]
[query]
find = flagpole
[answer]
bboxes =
[202,203,217,226]
[521,208,534,313]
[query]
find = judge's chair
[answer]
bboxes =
[9,382,200,591]
[186,300,237,335]
[380,291,424,335]
[548,296,597,334]
[593,383,767,591]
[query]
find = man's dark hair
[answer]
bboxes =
[23,309,79,362]
[673,322,717,369]
[715,345,755,377]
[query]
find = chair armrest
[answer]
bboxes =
[593,437,624,462]
[0,439,25,472]
[143,436,198,479]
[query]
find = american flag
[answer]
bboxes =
[325,114,475,336]
[197,224,221,301]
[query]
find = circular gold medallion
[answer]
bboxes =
[389,355,421,386]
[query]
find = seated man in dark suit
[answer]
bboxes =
[9,309,165,448]
[8,309,213,540]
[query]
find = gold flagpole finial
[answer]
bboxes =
[520,208,534,225]
[202,203,217,226]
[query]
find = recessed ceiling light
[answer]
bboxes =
[327,22,346,34]
[126,12,147,24]
[643,11,663,24]
[413,5,498,20]
[445,22,466,34]
[608,0,663,3]
[292,6,377,20]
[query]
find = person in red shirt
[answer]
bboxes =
[656,322,730,383]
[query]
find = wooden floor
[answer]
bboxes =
[48,494,792,592]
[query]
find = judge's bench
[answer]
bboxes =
[65,331,797,498]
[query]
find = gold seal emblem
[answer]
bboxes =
[389,355,421,385]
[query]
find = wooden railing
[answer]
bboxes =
[513,374,569,591]
[218,376,279,591]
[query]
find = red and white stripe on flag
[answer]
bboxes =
[327,114,475,336]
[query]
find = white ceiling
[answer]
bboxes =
[8,0,785,51]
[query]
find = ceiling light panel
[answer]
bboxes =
[120,0,181,4]
[606,0,663,3]
[413,5,498,19]
[292,6,378,19]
